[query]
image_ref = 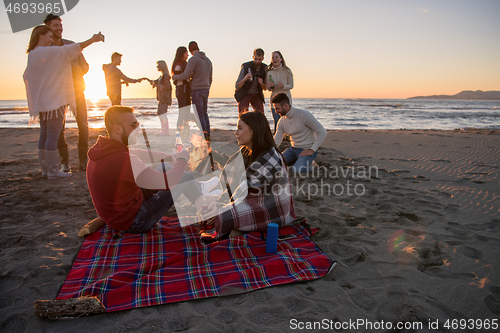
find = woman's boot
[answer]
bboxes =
[58,146,71,172]
[38,149,47,177]
[78,144,88,171]
[46,150,72,179]
[157,114,170,135]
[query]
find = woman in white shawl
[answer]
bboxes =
[23,25,103,179]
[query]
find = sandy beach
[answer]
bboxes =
[0,127,499,332]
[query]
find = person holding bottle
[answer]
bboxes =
[198,111,296,243]
[234,48,267,114]
[266,51,294,133]
[86,106,219,234]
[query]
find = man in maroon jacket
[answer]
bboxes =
[86,106,202,233]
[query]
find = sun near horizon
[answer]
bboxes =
[0,1,498,101]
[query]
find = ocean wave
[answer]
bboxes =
[131,106,157,110]
[0,107,29,113]
[369,104,404,108]
[210,101,238,105]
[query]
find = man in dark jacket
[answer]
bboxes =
[172,41,213,141]
[234,48,267,114]
[102,52,143,106]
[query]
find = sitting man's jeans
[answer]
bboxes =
[125,190,174,234]
[282,147,318,175]
[125,165,203,234]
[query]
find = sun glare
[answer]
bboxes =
[83,69,107,101]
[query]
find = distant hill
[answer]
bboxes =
[408,90,500,100]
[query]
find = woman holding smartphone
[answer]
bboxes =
[24,25,104,179]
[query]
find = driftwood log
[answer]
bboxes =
[34,296,105,319]
[77,217,107,237]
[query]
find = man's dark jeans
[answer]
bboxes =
[125,170,202,234]
[57,88,88,150]
[191,89,210,138]
[125,190,174,234]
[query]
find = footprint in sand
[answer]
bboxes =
[397,212,422,222]
[376,290,408,321]
[245,290,274,308]
[215,309,239,324]
[465,220,497,231]
[445,240,463,246]
[342,253,367,267]
[247,306,289,326]
[283,296,315,313]
[485,286,500,315]
[474,234,488,242]
[460,246,485,260]
[0,314,28,332]
[340,284,377,311]
[431,159,453,163]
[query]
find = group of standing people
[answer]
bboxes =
[235,48,294,133]
[102,42,213,142]
[235,48,326,175]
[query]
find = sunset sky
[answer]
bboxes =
[0,0,499,100]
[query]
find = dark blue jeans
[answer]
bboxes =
[125,190,174,234]
[270,104,281,133]
[38,111,65,151]
[57,88,88,149]
[282,147,318,175]
[125,170,203,234]
[191,89,210,138]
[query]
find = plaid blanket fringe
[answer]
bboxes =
[56,217,334,312]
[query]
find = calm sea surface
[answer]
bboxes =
[1,98,499,130]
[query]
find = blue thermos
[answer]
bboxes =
[266,223,278,253]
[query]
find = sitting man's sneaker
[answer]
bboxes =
[199,177,219,194]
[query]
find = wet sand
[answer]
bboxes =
[0,127,499,332]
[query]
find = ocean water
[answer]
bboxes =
[1,98,499,130]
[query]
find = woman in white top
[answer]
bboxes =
[171,47,191,143]
[23,25,103,179]
[266,51,294,132]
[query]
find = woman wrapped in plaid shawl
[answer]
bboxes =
[202,111,296,242]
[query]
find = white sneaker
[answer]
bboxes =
[199,177,219,194]
[208,189,222,196]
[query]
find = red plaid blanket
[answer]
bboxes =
[57,217,334,312]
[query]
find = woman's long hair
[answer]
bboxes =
[27,25,51,53]
[171,46,188,75]
[268,50,288,70]
[239,111,281,166]
[157,60,170,78]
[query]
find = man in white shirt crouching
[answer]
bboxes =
[272,93,327,175]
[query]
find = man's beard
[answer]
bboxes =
[121,127,140,146]
[120,131,129,146]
